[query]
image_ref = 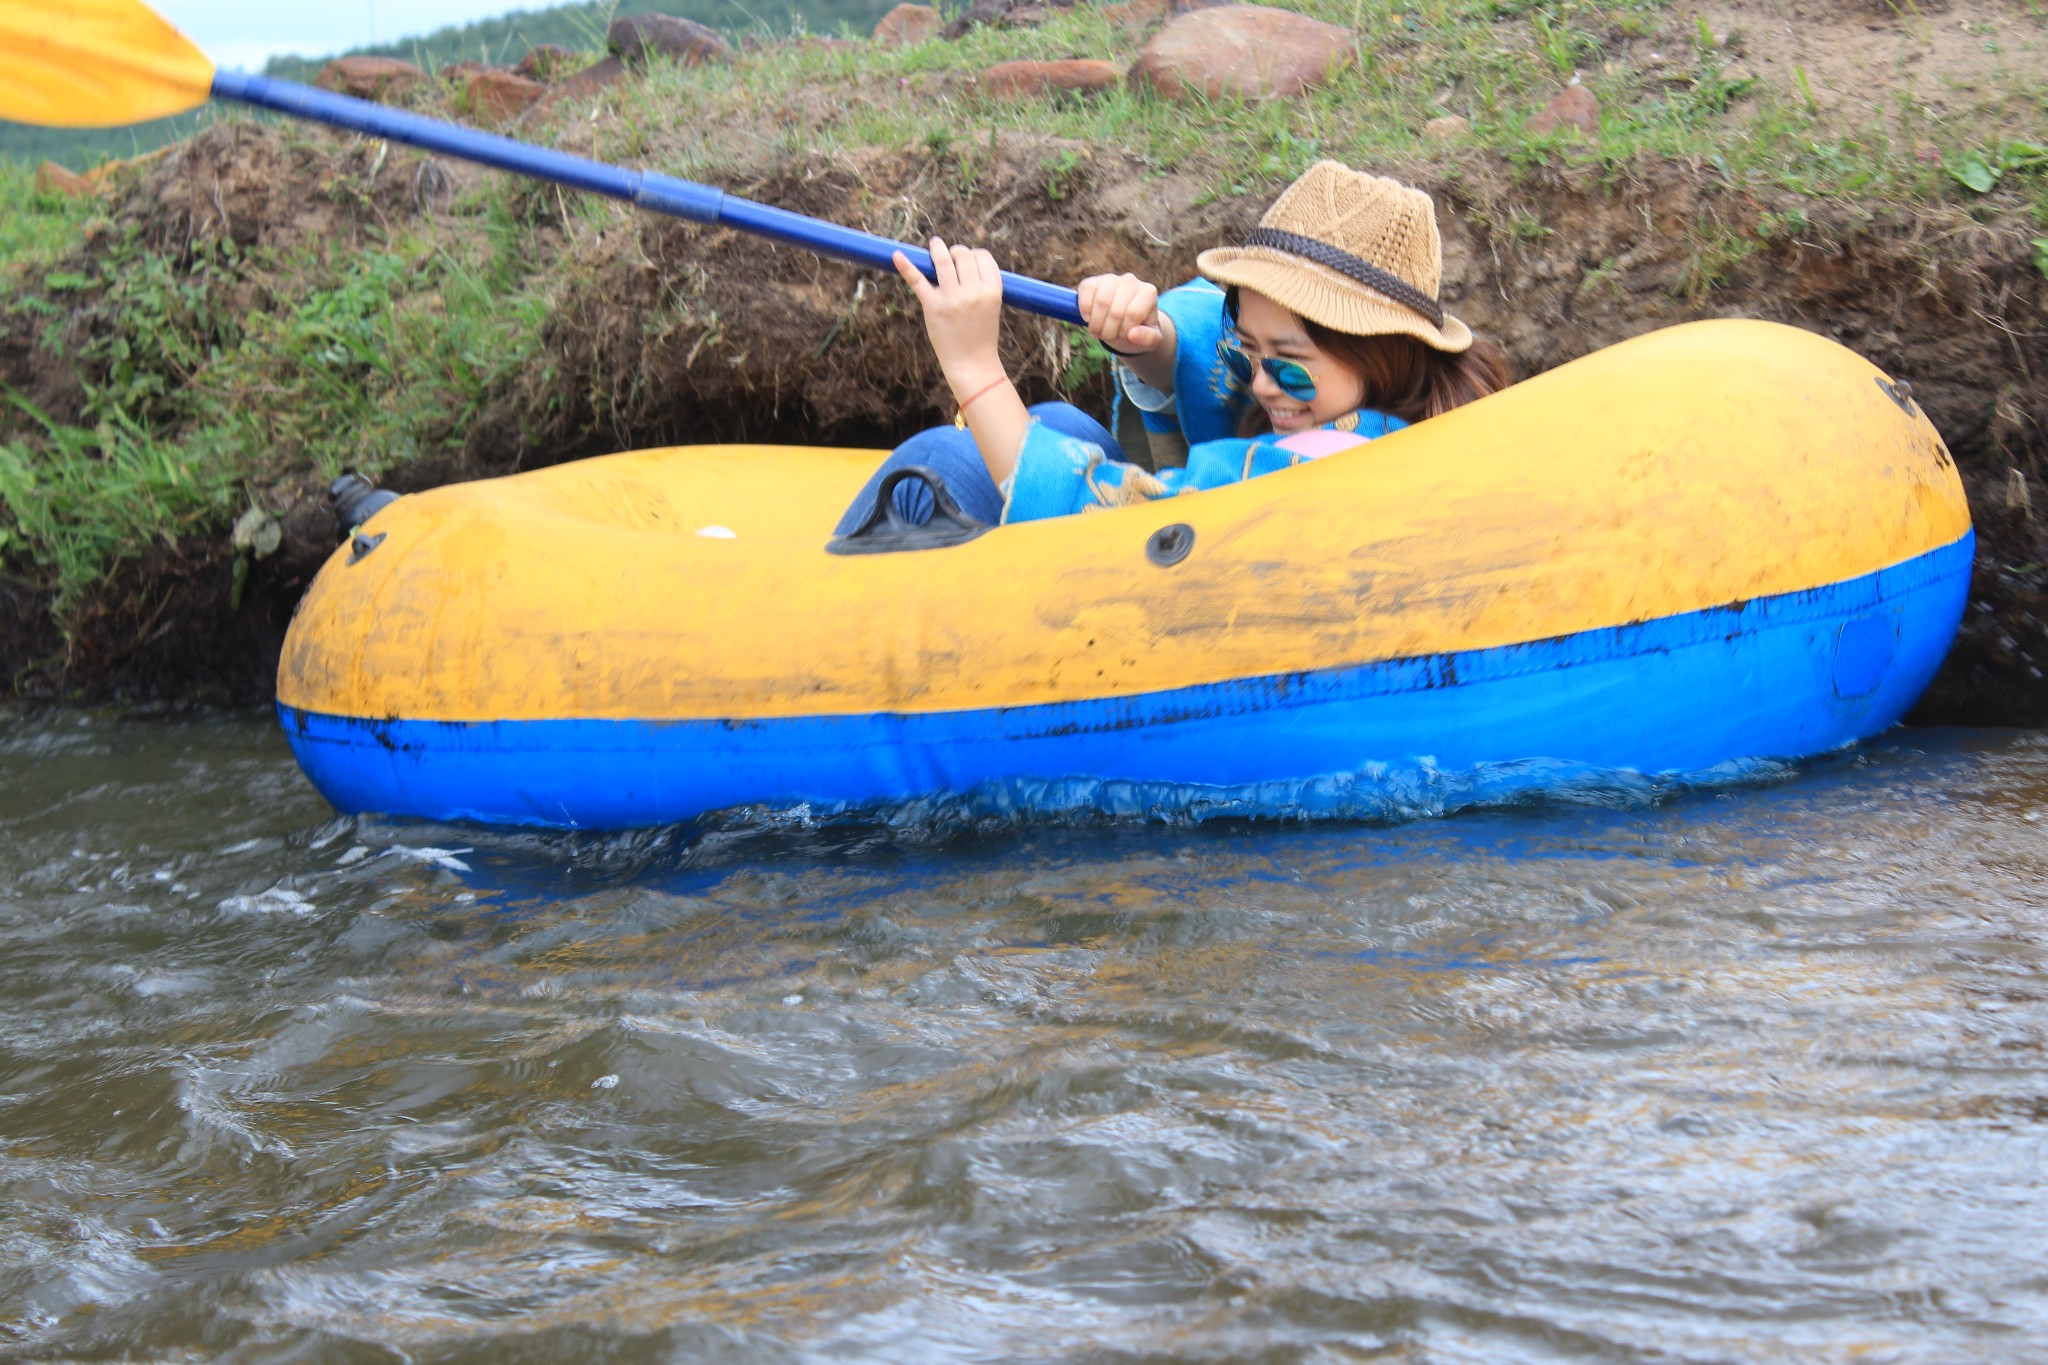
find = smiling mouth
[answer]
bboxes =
[1264,403,1312,429]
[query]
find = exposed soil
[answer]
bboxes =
[4,90,2045,720]
[1701,0,2043,130]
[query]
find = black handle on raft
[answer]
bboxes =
[329,473,399,539]
[826,466,992,555]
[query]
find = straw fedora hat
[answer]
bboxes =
[1196,161,1473,353]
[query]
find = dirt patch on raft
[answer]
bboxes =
[2,121,2045,720]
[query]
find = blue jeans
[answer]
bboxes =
[833,402,1124,537]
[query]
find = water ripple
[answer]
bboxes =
[2,714,2046,1360]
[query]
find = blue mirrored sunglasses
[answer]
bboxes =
[1219,341,1318,402]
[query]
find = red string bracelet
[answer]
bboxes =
[954,374,1010,415]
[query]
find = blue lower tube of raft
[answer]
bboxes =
[278,533,1973,830]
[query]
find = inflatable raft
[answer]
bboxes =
[276,319,1972,830]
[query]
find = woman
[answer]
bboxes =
[835,161,1508,533]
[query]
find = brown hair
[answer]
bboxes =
[1226,286,1509,436]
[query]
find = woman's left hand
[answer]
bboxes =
[893,236,1007,399]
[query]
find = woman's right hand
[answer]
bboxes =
[1077,273,1165,354]
[892,236,1030,484]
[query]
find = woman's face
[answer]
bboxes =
[1231,289,1367,434]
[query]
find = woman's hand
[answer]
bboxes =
[1076,273,1165,354]
[894,237,1007,398]
[1077,271,1178,398]
[893,236,1030,486]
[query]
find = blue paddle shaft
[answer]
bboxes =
[209,69,1086,326]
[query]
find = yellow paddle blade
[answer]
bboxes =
[0,0,214,127]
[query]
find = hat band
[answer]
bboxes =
[1242,227,1446,329]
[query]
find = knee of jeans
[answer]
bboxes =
[1028,402,1117,453]
[1026,401,1091,429]
[894,426,952,457]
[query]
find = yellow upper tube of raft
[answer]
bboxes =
[278,320,1970,724]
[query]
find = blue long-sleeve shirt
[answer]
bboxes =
[999,279,1406,524]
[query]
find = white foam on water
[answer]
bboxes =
[385,845,473,873]
[690,753,1802,841]
[216,887,316,916]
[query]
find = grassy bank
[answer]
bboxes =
[1,152,552,613]
[601,0,2048,225]
[2,0,2046,704]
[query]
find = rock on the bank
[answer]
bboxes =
[467,69,547,124]
[979,59,1124,98]
[34,161,96,197]
[1528,84,1600,137]
[1423,114,1470,139]
[534,56,628,115]
[315,56,428,101]
[609,13,735,66]
[1130,4,1354,101]
[873,3,942,45]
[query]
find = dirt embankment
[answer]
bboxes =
[3,119,2045,720]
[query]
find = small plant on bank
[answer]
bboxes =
[1676,223,1759,301]
[1042,148,1085,202]
[1946,139,2048,195]
[1504,207,1555,241]
[1062,328,1112,389]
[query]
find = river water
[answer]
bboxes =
[2,711,2045,1362]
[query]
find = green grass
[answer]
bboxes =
[0,162,104,279]
[0,111,211,175]
[1,187,550,607]
[573,0,2047,223]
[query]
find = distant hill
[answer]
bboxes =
[261,0,899,82]
[3,0,900,169]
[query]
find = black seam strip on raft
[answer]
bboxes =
[1242,228,1446,329]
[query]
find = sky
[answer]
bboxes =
[153,1,535,72]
